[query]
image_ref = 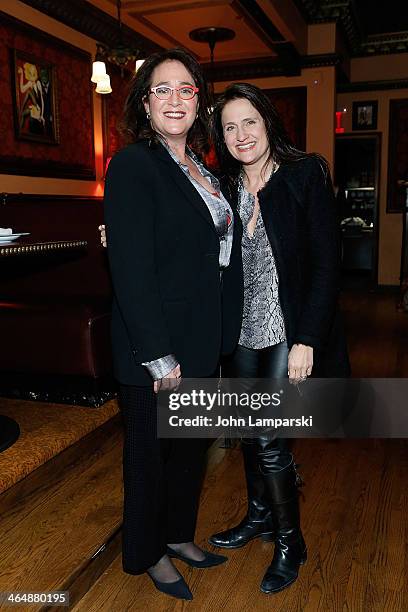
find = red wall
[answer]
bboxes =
[0,10,95,179]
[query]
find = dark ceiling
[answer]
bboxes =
[354,0,408,36]
[14,0,408,88]
[296,0,408,55]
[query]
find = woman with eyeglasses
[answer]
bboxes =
[104,48,242,601]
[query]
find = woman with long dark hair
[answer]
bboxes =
[101,77,349,598]
[208,83,349,594]
[103,50,242,601]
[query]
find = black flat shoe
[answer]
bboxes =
[147,570,193,601]
[167,546,228,568]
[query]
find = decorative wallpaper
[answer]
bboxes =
[102,66,131,166]
[102,80,307,168]
[0,10,95,179]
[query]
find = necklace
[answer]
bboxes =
[241,159,278,194]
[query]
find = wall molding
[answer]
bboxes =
[19,0,162,54]
[0,10,96,181]
[0,10,91,59]
[1,193,103,205]
[294,0,408,57]
[338,79,408,93]
[205,53,341,82]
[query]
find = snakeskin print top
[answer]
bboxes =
[238,181,286,349]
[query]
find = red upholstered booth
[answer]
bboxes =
[0,194,115,406]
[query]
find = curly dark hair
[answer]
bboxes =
[120,48,212,153]
[210,82,328,180]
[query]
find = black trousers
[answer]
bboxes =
[222,342,292,472]
[119,384,208,574]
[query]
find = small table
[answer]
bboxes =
[0,237,88,452]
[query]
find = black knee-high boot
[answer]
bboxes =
[209,440,274,548]
[260,456,306,594]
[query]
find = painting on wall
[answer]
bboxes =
[0,10,95,180]
[352,100,378,131]
[11,49,59,144]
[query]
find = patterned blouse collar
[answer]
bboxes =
[157,134,220,191]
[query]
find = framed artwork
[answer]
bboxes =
[11,49,59,144]
[352,100,378,131]
[1,11,95,179]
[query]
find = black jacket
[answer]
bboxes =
[223,156,350,377]
[104,140,243,386]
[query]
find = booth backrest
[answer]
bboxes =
[0,194,111,299]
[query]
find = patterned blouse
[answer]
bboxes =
[161,137,234,269]
[238,180,286,349]
[143,137,234,380]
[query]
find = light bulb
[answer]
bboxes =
[95,74,112,94]
[91,61,107,83]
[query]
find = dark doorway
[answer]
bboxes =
[335,133,381,288]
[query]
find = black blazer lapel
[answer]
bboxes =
[154,143,217,232]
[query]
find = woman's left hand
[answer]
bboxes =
[288,344,313,383]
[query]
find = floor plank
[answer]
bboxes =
[72,438,408,612]
[0,423,123,611]
[2,287,407,611]
[340,289,408,377]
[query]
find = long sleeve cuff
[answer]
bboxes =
[142,354,179,380]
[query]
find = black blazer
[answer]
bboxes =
[104,139,242,386]
[223,156,350,377]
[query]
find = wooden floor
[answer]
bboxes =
[72,437,408,612]
[1,287,407,611]
[340,287,408,377]
[74,288,408,611]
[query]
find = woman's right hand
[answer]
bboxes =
[154,364,182,394]
[98,224,107,248]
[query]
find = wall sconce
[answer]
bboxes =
[91,0,143,94]
[135,59,145,72]
[95,74,112,94]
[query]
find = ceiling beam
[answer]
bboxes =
[294,0,408,56]
[204,52,340,82]
[236,0,301,75]
[19,0,163,54]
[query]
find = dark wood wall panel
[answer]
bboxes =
[387,99,408,213]
[265,87,307,151]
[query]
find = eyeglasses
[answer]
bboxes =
[149,85,199,100]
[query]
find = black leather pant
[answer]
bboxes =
[222,342,292,472]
